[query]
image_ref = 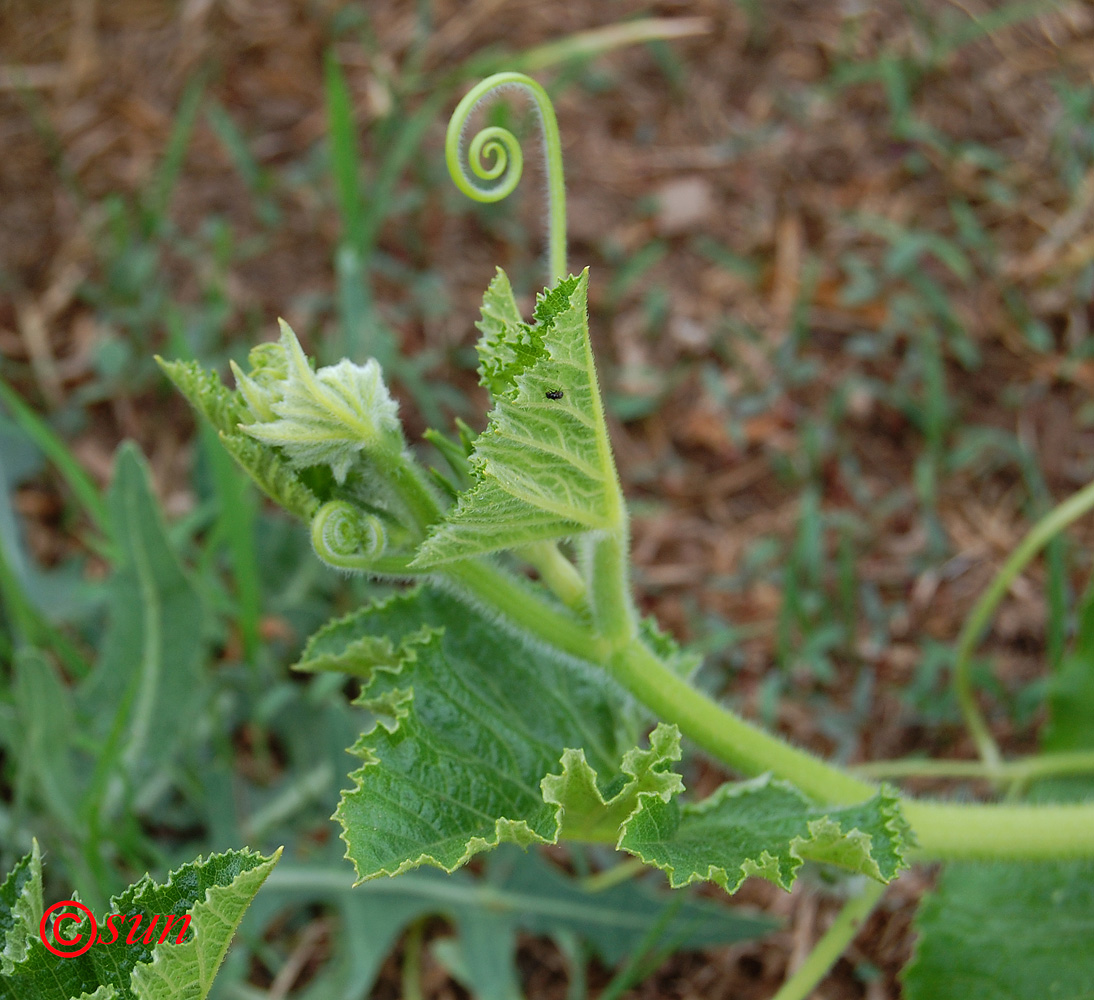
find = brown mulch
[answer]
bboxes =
[3,1,1094,996]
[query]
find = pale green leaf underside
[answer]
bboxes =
[618,775,912,892]
[904,859,1094,1000]
[0,846,279,1000]
[334,586,637,880]
[413,270,622,566]
[240,320,401,484]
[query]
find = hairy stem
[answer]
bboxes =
[519,541,588,610]
[446,562,1094,860]
[953,476,1094,768]
[589,531,638,648]
[853,750,1094,784]
[441,558,604,663]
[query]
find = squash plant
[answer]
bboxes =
[149,73,1094,998]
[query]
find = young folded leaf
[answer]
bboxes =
[412,269,626,566]
[240,320,403,484]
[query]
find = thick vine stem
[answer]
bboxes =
[446,72,568,283]
[438,561,1094,860]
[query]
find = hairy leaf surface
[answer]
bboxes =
[904,859,1094,1000]
[0,845,279,1000]
[159,356,319,520]
[619,776,911,891]
[413,270,624,565]
[332,586,645,880]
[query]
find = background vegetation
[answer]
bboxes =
[2,1,1093,996]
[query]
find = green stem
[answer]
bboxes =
[904,798,1094,859]
[401,919,426,1000]
[770,881,886,1000]
[953,476,1094,769]
[442,558,603,663]
[579,857,648,893]
[853,750,1094,784]
[589,531,637,648]
[609,638,876,803]
[446,72,567,283]
[519,541,588,610]
[449,565,1094,859]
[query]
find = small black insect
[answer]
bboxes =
[545,389,564,400]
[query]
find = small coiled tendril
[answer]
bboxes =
[446,72,568,284]
[311,500,387,573]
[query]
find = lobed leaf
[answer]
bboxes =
[413,270,624,566]
[332,586,641,880]
[618,775,912,892]
[0,845,279,1000]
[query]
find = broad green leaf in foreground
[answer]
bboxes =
[618,775,912,892]
[0,843,280,1000]
[904,859,1094,1000]
[328,586,649,879]
[413,270,625,565]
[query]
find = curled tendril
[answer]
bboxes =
[311,500,387,572]
[446,72,568,284]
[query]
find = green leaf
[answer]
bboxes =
[294,602,431,678]
[217,431,320,521]
[158,353,320,521]
[904,859,1094,1000]
[0,845,279,1000]
[240,319,402,484]
[260,846,773,1000]
[475,268,533,397]
[156,357,246,437]
[0,840,43,976]
[77,444,207,812]
[542,722,683,842]
[413,270,624,566]
[331,586,637,880]
[12,650,82,829]
[618,775,912,892]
